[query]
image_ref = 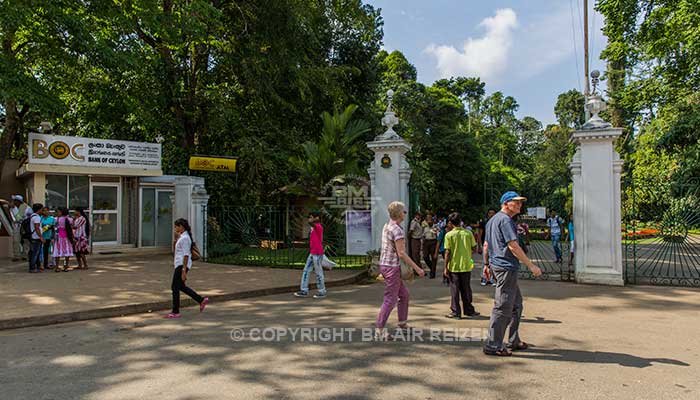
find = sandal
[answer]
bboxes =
[507,342,529,351]
[483,347,513,357]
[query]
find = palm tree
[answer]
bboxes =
[287,105,370,196]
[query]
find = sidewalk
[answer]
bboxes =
[0,253,365,330]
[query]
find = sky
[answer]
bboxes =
[365,0,607,126]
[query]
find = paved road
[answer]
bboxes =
[2,272,699,400]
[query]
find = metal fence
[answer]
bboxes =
[203,206,370,269]
[623,176,700,286]
[515,218,574,282]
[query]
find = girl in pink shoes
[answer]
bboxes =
[52,207,74,272]
[167,218,209,319]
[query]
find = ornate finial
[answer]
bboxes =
[377,89,400,140]
[590,70,601,95]
[582,70,612,130]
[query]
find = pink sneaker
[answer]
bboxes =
[166,313,181,319]
[200,297,209,312]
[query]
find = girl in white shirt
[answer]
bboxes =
[167,218,209,319]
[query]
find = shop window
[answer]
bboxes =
[46,175,68,210]
[68,176,89,209]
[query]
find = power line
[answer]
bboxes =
[569,0,583,93]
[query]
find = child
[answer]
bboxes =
[167,218,209,318]
[40,207,55,270]
[52,207,74,272]
[294,211,327,299]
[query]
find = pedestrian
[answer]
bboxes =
[516,216,530,255]
[546,209,564,263]
[52,207,74,272]
[408,211,423,268]
[72,208,90,270]
[568,216,575,267]
[422,213,438,279]
[10,195,29,262]
[434,222,452,286]
[167,218,209,318]
[375,201,425,340]
[27,203,45,273]
[483,191,542,357]
[294,211,327,299]
[40,207,56,270]
[443,212,479,319]
[480,208,497,286]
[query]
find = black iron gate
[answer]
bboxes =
[623,176,700,286]
[202,205,369,269]
[516,217,574,282]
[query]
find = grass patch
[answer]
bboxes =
[208,246,368,269]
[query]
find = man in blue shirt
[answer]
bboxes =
[546,209,564,263]
[482,191,542,356]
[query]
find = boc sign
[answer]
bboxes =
[29,133,161,170]
[188,156,237,172]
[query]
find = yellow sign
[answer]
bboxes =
[188,156,237,172]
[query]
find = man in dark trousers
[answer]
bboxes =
[443,212,479,319]
[408,211,423,268]
[483,191,542,356]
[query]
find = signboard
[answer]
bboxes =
[346,210,372,256]
[188,156,237,172]
[527,207,547,220]
[29,133,161,170]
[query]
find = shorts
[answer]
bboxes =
[570,240,575,253]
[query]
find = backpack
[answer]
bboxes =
[20,215,34,240]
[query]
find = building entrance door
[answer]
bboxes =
[90,183,121,245]
[140,188,173,247]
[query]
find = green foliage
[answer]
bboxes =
[555,89,586,129]
[287,104,370,196]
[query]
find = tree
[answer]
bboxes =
[287,105,370,196]
[481,91,518,128]
[554,89,586,129]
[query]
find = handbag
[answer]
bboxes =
[321,255,337,271]
[400,259,414,282]
[191,242,202,261]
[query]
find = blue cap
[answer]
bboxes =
[500,191,527,204]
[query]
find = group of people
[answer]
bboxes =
[374,191,543,356]
[9,195,91,273]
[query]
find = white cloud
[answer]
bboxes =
[424,8,518,81]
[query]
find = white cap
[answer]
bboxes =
[11,195,23,202]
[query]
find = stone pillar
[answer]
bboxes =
[367,89,412,251]
[174,176,209,252]
[570,127,624,286]
[367,140,412,250]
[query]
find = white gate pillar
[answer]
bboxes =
[367,90,412,251]
[569,73,624,286]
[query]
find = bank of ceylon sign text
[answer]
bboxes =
[29,133,162,170]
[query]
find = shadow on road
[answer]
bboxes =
[514,348,690,368]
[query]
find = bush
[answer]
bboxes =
[208,243,242,257]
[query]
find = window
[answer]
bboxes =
[69,176,89,209]
[46,175,68,210]
[45,175,90,210]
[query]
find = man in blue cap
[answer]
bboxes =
[482,191,542,356]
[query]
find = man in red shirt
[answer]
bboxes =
[295,211,327,299]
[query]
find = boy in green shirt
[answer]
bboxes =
[444,212,479,319]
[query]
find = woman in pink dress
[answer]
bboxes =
[72,208,90,270]
[52,207,74,272]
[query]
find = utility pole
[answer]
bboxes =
[583,0,590,96]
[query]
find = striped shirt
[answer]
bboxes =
[379,220,405,268]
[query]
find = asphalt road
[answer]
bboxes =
[2,272,699,400]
